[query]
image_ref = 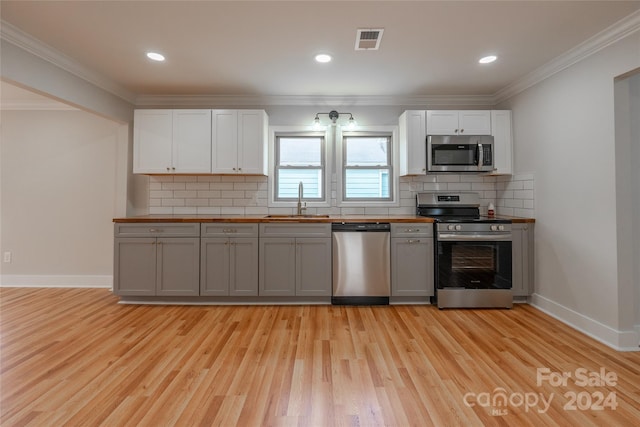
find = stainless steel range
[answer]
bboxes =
[416,192,513,309]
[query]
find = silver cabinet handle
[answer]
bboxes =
[405,228,420,233]
[148,228,162,233]
[407,239,421,244]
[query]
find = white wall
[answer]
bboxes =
[633,74,640,331]
[0,109,121,286]
[622,72,640,332]
[500,32,640,349]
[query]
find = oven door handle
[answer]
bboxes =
[438,233,512,242]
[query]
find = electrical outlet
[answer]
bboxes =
[3,252,11,263]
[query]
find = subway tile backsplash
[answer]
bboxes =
[147,173,535,218]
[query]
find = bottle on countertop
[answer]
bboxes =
[488,202,495,217]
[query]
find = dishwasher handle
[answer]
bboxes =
[332,223,390,232]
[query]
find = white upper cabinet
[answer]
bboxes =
[398,110,427,176]
[133,110,173,174]
[133,109,212,174]
[426,110,491,135]
[172,110,212,173]
[212,110,268,175]
[490,110,513,175]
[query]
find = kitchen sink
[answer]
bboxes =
[264,214,331,219]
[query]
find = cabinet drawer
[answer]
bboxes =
[259,223,331,238]
[390,223,433,238]
[115,223,200,237]
[201,223,259,237]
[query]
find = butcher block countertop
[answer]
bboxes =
[113,214,534,224]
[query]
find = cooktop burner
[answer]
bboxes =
[416,191,511,224]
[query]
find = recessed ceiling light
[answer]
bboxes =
[479,55,497,64]
[146,52,165,62]
[315,54,332,63]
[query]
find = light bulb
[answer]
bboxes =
[347,116,357,129]
[312,116,323,130]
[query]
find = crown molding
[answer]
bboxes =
[493,9,640,104]
[0,20,136,104]
[2,8,638,110]
[134,94,496,108]
[0,99,78,111]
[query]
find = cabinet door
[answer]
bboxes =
[399,110,427,175]
[114,238,157,296]
[156,237,200,296]
[172,110,212,173]
[237,110,267,175]
[211,110,239,174]
[490,110,513,175]
[426,110,459,135]
[391,237,434,296]
[512,224,533,296]
[296,238,332,296]
[201,238,230,296]
[133,110,173,173]
[459,111,491,135]
[230,238,259,296]
[259,238,296,296]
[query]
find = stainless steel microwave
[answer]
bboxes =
[427,135,494,172]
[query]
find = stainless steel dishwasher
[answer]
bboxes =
[331,222,391,305]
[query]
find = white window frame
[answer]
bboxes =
[336,126,399,207]
[268,126,332,208]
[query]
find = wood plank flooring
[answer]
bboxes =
[1,288,639,426]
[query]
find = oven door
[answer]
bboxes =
[436,235,512,290]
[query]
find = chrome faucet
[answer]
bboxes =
[297,181,306,215]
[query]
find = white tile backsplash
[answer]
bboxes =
[147,173,535,218]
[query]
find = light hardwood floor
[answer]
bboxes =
[1,288,639,426]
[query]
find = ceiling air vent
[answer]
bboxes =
[355,28,384,50]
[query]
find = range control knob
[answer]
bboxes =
[455,225,462,231]
[498,225,505,231]
[490,225,499,231]
[448,225,455,231]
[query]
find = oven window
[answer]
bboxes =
[437,241,512,289]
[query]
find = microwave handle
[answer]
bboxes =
[477,144,484,169]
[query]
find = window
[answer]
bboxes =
[343,135,393,201]
[275,135,325,200]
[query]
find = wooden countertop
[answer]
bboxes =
[113,214,534,224]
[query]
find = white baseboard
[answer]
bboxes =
[0,275,113,289]
[530,293,640,352]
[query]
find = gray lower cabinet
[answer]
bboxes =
[512,223,535,296]
[200,224,259,296]
[259,224,332,297]
[390,223,434,296]
[114,223,200,296]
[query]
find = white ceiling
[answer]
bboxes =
[1,1,639,105]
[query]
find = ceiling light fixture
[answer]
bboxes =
[146,52,165,62]
[479,55,497,64]
[312,110,356,129]
[315,53,332,63]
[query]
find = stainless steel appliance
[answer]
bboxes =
[416,192,513,308]
[427,135,494,172]
[332,223,390,305]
